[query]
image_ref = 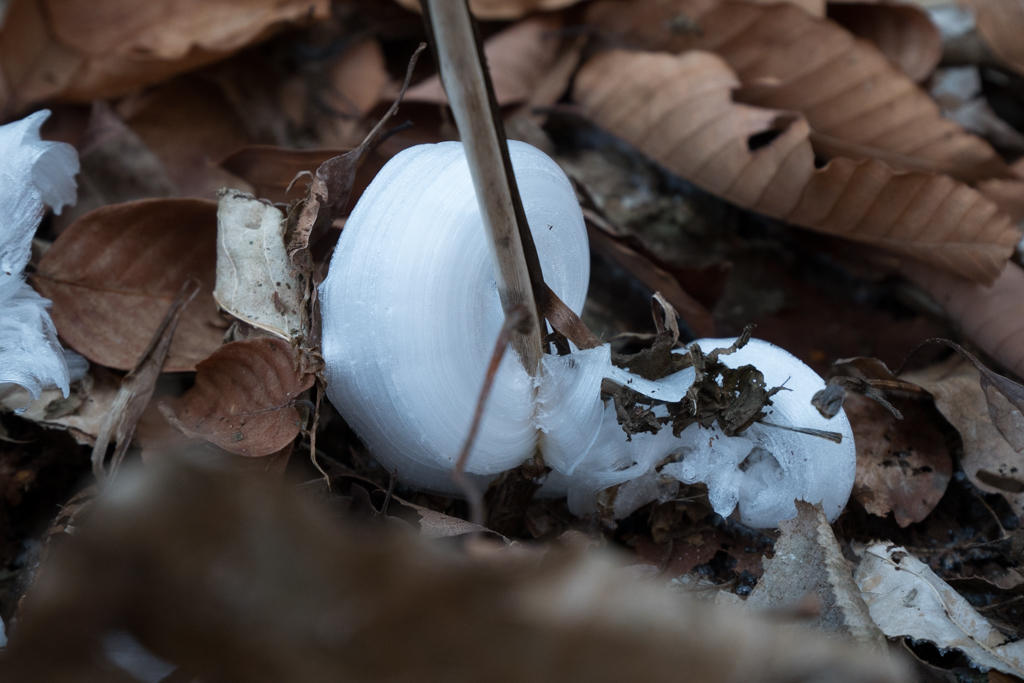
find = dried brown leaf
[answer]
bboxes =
[845,392,952,526]
[163,338,314,457]
[902,260,1024,378]
[402,16,562,106]
[0,0,329,110]
[905,355,1024,517]
[573,50,1019,284]
[586,0,1011,184]
[122,76,253,199]
[53,102,177,233]
[968,0,1024,76]
[33,199,226,372]
[393,0,582,20]
[827,2,942,83]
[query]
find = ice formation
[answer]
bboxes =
[0,110,80,410]
[320,141,856,528]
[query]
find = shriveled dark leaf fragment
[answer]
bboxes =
[609,327,784,440]
[287,44,427,259]
[845,393,952,526]
[162,338,315,457]
[33,199,226,372]
[674,329,785,438]
[817,356,930,420]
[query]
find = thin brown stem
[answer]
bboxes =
[452,306,530,528]
[421,0,546,374]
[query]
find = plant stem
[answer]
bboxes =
[421,0,545,375]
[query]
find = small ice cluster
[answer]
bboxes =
[320,141,856,528]
[0,110,81,410]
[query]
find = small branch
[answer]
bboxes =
[453,306,530,528]
[421,0,546,375]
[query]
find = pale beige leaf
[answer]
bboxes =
[393,0,582,20]
[856,542,1024,677]
[902,260,1024,378]
[573,50,1018,284]
[214,190,304,341]
[586,0,1011,184]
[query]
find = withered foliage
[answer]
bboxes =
[611,326,782,439]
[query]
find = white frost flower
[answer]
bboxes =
[0,110,80,411]
[320,141,857,528]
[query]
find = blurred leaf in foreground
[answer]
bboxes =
[0,456,910,683]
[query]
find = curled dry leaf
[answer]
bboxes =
[856,542,1024,677]
[0,0,329,110]
[214,190,304,340]
[845,392,952,527]
[968,0,1024,76]
[1,457,910,683]
[585,0,1011,184]
[33,199,226,372]
[393,0,582,20]
[904,355,1024,517]
[747,501,886,650]
[902,260,1024,378]
[573,50,1019,284]
[402,16,563,107]
[827,3,942,83]
[163,338,315,457]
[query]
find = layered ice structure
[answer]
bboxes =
[320,141,856,528]
[0,110,81,411]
